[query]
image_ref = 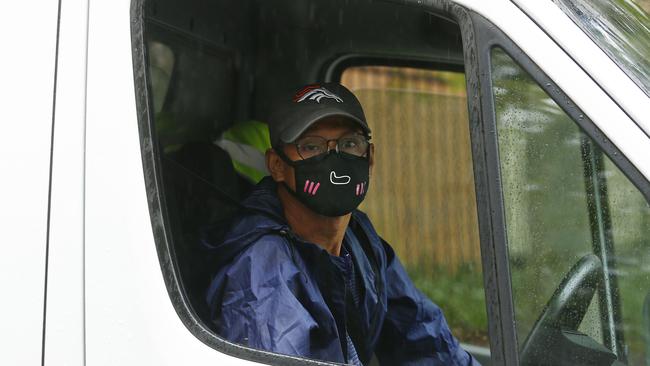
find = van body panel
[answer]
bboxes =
[0,1,60,365]
[43,0,89,364]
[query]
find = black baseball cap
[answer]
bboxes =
[268,82,371,147]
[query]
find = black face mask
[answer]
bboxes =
[279,151,370,217]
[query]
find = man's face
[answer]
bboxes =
[267,116,374,191]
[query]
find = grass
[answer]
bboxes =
[406,263,490,346]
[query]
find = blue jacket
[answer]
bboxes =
[205,177,478,365]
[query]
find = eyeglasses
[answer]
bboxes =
[292,133,370,160]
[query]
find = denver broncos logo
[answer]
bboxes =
[293,85,344,103]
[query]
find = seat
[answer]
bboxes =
[161,141,254,323]
[147,34,260,324]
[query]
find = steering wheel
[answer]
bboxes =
[519,254,621,366]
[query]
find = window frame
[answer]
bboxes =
[131,0,497,364]
[325,56,465,82]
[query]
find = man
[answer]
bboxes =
[205,82,478,365]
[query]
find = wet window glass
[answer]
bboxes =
[341,66,489,349]
[491,46,650,365]
[604,157,650,365]
[552,0,650,96]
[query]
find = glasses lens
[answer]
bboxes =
[338,134,369,157]
[296,136,328,159]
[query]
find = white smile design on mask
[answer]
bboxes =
[329,171,351,185]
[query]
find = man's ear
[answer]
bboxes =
[266,148,287,182]
[368,143,375,179]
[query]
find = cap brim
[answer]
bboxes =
[279,108,371,144]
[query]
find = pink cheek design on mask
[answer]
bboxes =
[355,182,367,196]
[304,180,320,196]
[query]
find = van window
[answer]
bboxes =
[491,46,650,364]
[341,66,489,347]
[134,0,493,364]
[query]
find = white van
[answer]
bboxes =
[2,0,649,365]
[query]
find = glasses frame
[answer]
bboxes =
[291,133,370,160]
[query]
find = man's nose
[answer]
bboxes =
[326,139,338,153]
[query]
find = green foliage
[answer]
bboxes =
[406,264,490,346]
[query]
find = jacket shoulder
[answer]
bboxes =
[226,233,297,274]
[213,233,325,355]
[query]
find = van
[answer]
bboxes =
[2,0,649,365]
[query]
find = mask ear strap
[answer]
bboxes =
[274,147,301,197]
[274,146,298,167]
[279,181,300,198]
